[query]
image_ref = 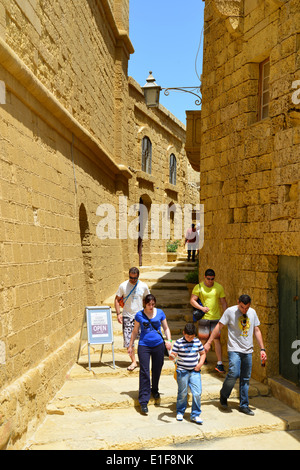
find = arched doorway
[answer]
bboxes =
[138,195,151,266]
[79,203,96,305]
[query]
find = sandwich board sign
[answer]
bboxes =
[80,306,115,371]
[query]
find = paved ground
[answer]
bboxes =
[24,369,300,450]
[23,260,300,451]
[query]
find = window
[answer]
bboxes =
[169,154,177,185]
[141,136,152,174]
[258,58,270,121]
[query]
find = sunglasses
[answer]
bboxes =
[129,276,138,280]
[206,277,215,281]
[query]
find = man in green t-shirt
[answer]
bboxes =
[190,269,227,373]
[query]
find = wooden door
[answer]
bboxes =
[278,256,300,385]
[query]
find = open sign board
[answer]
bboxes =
[86,306,113,344]
[85,306,115,370]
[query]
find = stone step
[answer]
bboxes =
[139,261,197,272]
[150,294,190,309]
[161,308,193,322]
[104,292,190,310]
[108,311,192,328]
[144,282,188,290]
[75,349,227,378]
[45,372,269,415]
[139,271,190,282]
[162,320,192,336]
[110,315,194,331]
[25,378,300,450]
[151,429,300,451]
[268,376,300,414]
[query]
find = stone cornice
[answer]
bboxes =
[96,0,134,56]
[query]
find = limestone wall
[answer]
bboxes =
[0,1,198,449]
[0,0,134,448]
[0,62,127,448]
[200,0,299,380]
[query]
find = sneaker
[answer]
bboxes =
[215,363,225,373]
[239,407,254,416]
[191,416,203,424]
[220,392,228,409]
[176,413,183,421]
[140,404,148,415]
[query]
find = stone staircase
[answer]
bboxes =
[24,258,300,450]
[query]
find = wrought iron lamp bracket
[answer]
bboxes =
[162,87,201,106]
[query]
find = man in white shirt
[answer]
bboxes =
[115,267,150,371]
[204,294,267,415]
[184,224,198,261]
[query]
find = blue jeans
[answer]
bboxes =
[221,351,252,408]
[176,369,202,418]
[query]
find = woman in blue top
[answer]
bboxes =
[128,294,172,414]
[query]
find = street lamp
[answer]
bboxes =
[142,71,201,108]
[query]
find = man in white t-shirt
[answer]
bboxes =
[204,294,267,415]
[115,267,150,371]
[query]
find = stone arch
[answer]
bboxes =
[138,194,152,266]
[167,201,182,242]
[79,203,96,305]
[137,126,155,174]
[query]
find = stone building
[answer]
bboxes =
[0,0,199,449]
[191,0,299,384]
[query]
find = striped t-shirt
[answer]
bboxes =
[172,337,204,371]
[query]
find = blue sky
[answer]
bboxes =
[128,0,205,125]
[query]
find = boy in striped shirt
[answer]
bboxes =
[170,323,206,424]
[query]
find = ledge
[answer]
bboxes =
[165,182,179,193]
[136,170,155,185]
[268,376,300,414]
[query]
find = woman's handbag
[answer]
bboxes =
[193,297,205,322]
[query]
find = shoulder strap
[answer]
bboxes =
[123,280,139,305]
[197,284,204,307]
[141,310,163,339]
